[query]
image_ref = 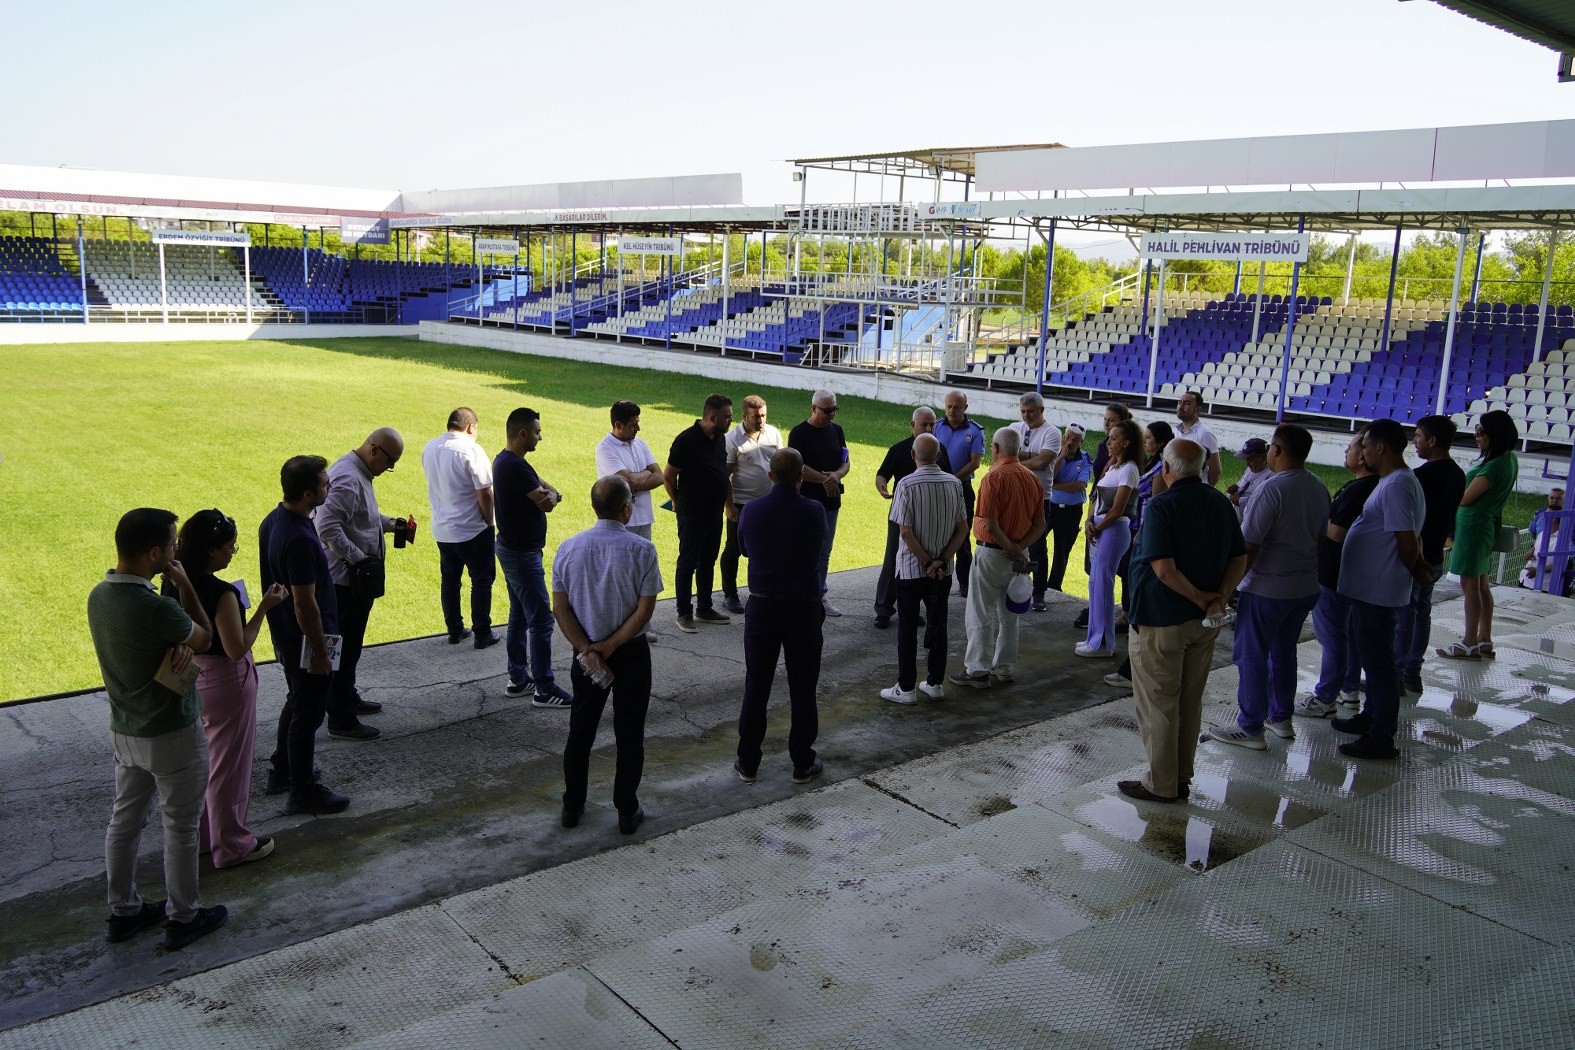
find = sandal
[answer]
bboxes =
[1436,642,1481,660]
[1477,643,1496,659]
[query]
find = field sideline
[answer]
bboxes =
[1,336,1539,703]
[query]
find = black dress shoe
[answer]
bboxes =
[1339,736,1399,760]
[448,629,472,645]
[873,616,891,629]
[473,630,501,650]
[327,722,381,741]
[1118,779,1180,803]
[1073,609,1089,629]
[354,699,383,714]
[286,784,351,815]
[265,766,320,795]
[618,807,645,834]
[1330,713,1371,736]
[561,802,584,828]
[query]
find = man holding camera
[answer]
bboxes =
[316,427,413,741]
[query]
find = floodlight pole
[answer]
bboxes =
[1379,224,1402,354]
[1276,215,1307,422]
[1034,219,1057,395]
[1436,225,1470,416]
[1531,230,1559,366]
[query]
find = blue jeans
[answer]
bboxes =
[497,544,555,688]
[1234,590,1319,733]
[1312,585,1360,700]
[1351,599,1401,745]
[1393,562,1442,677]
[818,508,840,596]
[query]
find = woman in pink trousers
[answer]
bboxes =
[174,510,287,867]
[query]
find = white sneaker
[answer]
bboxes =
[1103,671,1132,687]
[879,683,917,705]
[822,599,842,617]
[917,681,946,700]
[1265,719,1296,740]
[1074,643,1114,658]
[989,669,1014,685]
[1294,693,1339,718]
[1206,724,1268,750]
[1338,690,1362,715]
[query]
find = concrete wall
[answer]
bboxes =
[0,323,417,344]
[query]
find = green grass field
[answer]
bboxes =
[0,336,1547,702]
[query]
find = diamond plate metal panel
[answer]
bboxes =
[0,906,511,1049]
[879,842,1547,1048]
[1441,942,1575,1049]
[348,969,672,1049]
[440,779,948,982]
[853,804,1194,922]
[863,699,1148,827]
[1287,762,1575,945]
[584,855,1093,1050]
[1462,717,1575,795]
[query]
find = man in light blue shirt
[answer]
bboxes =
[1334,419,1429,760]
[553,476,663,835]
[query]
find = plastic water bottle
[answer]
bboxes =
[1202,607,1236,629]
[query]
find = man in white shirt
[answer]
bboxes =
[594,400,664,541]
[1227,437,1271,520]
[421,407,499,648]
[1175,390,1222,486]
[720,394,782,615]
[1011,391,1061,611]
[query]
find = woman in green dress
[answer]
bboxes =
[1439,410,1519,659]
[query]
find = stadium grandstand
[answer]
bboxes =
[3,120,1574,452]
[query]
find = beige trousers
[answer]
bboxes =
[1130,619,1220,797]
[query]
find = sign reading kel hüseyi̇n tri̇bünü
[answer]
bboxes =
[1140,231,1310,263]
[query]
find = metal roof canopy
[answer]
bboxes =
[1425,0,1575,80]
[790,143,1066,182]
[387,205,787,234]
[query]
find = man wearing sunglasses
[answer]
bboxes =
[788,390,850,617]
[316,427,409,741]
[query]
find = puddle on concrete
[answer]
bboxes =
[977,795,1017,818]
[1415,695,1533,735]
[1072,796,1261,872]
[1188,773,1327,831]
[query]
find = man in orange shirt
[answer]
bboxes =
[950,428,1046,689]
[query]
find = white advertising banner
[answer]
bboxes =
[1140,231,1309,262]
[149,229,251,247]
[918,202,982,219]
[340,218,390,245]
[475,237,520,254]
[617,237,682,256]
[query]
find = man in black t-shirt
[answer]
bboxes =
[1396,416,1467,694]
[664,394,734,633]
[788,389,851,617]
[259,455,350,816]
[1296,430,1379,719]
[872,406,952,626]
[494,407,569,707]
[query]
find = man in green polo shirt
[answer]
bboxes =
[87,508,228,950]
[1118,441,1248,804]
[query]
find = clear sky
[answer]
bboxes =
[2,0,1569,218]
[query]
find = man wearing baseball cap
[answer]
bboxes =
[1228,438,1271,521]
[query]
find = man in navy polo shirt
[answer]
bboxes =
[260,455,351,815]
[934,390,985,597]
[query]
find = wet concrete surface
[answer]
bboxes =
[0,566,1164,1031]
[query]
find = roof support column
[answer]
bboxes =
[1532,230,1559,366]
[1379,223,1402,355]
[77,218,88,324]
[1276,215,1307,423]
[1469,232,1487,303]
[1436,225,1470,416]
[1034,219,1057,396]
[1146,246,1167,410]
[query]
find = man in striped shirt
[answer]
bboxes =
[881,434,969,705]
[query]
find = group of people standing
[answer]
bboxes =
[83,381,1527,949]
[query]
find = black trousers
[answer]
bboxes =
[561,637,652,815]
[896,575,951,690]
[719,508,745,599]
[1046,503,1084,593]
[873,519,902,618]
[1028,499,1054,598]
[675,509,723,617]
[272,658,328,794]
[955,484,976,595]
[737,596,824,774]
[437,526,495,634]
[328,584,374,729]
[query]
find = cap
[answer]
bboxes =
[1065,423,1086,437]
[1235,438,1269,457]
[1005,573,1033,614]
